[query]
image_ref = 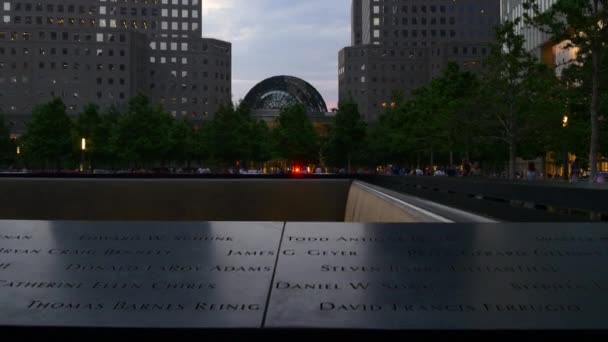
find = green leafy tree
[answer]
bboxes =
[248,119,272,167]
[426,63,481,164]
[602,90,608,156]
[98,106,122,168]
[540,63,598,178]
[479,20,563,179]
[326,101,367,173]
[74,104,104,169]
[21,98,73,170]
[111,95,174,167]
[271,104,320,166]
[191,124,212,166]
[167,119,194,167]
[525,0,608,178]
[368,98,420,168]
[207,104,252,167]
[408,85,452,168]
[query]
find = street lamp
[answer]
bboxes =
[16,146,20,155]
[80,138,86,172]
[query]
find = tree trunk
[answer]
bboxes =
[449,151,454,167]
[540,155,545,180]
[563,149,569,181]
[465,132,471,161]
[589,43,601,181]
[509,139,516,180]
[429,148,434,171]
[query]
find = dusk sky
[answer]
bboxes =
[202,0,351,110]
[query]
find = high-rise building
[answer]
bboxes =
[501,0,577,76]
[0,0,231,133]
[339,0,501,123]
[351,0,363,46]
[500,0,556,54]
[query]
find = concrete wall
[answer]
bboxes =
[345,181,449,223]
[0,178,488,223]
[0,178,351,222]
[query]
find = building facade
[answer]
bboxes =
[0,0,231,133]
[339,0,500,123]
[351,0,364,46]
[500,0,556,55]
[501,0,578,77]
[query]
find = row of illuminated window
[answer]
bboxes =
[3,15,96,26]
[1,97,223,114]
[340,62,425,75]
[378,28,457,38]
[0,102,107,112]
[344,76,425,85]
[2,3,98,14]
[0,47,228,70]
[1,15,199,32]
[375,16,457,26]
[0,46,127,57]
[372,29,493,40]
[99,7,199,19]
[149,82,229,94]
[371,2,490,15]
[0,76,226,97]
[100,0,200,5]
[100,19,199,31]
[0,31,218,54]
[376,17,497,27]
[162,85,229,94]
[149,68,230,81]
[0,61,126,71]
[344,45,487,59]
[98,7,198,18]
[158,97,219,106]
[0,31,128,43]
[150,41,189,51]
[149,56,230,68]
[376,3,449,14]
[2,1,199,13]
[0,76,121,87]
[340,56,483,76]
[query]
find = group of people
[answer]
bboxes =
[382,160,483,178]
[525,158,607,184]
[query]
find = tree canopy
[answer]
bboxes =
[478,20,563,179]
[326,101,367,172]
[525,0,608,178]
[272,104,320,166]
[21,98,73,169]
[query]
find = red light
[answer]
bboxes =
[294,167,301,174]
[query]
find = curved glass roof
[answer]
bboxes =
[242,76,328,113]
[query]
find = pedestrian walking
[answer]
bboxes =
[571,159,580,183]
[526,162,537,181]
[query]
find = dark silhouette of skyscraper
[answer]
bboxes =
[0,0,231,133]
[339,0,500,122]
